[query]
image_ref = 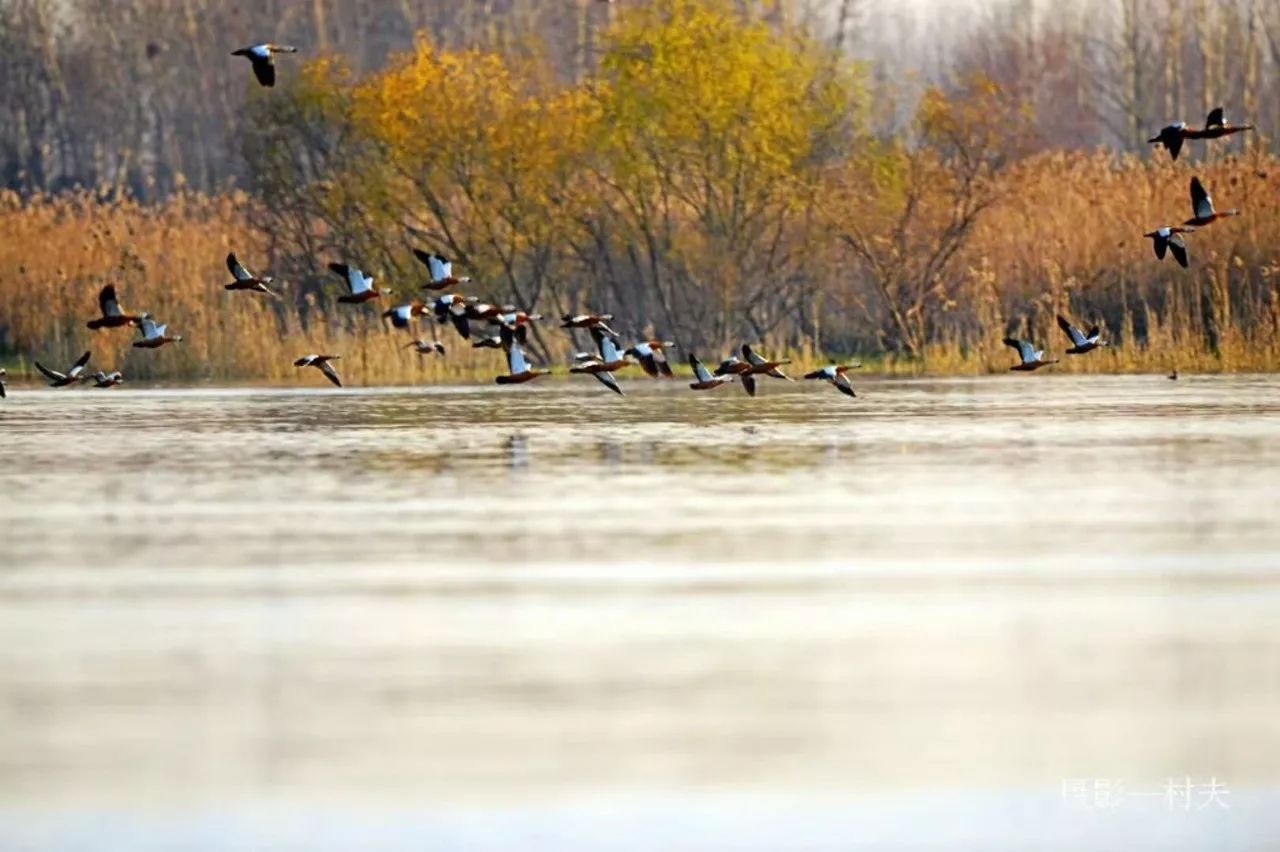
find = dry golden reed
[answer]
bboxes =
[1,150,1278,386]
[0,190,514,387]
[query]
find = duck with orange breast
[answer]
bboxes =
[1184,177,1240,228]
[383,301,429,330]
[413,250,470,291]
[715,344,792,397]
[1056,315,1106,356]
[561,313,618,337]
[294,354,343,387]
[133,315,183,349]
[86,285,143,331]
[569,326,630,395]
[1143,226,1194,268]
[225,252,278,297]
[625,340,675,378]
[89,371,124,389]
[329,261,390,304]
[805,364,860,398]
[1003,337,1057,372]
[495,326,550,385]
[1149,107,1254,160]
[35,351,92,387]
[492,310,543,346]
[688,354,734,390]
[433,295,471,339]
[231,43,298,88]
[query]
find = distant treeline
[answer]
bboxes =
[0,0,1277,380]
[2,0,1278,198]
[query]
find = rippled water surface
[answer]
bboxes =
[2,375,1279,850]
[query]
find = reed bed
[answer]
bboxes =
[1,149,1278,387]
[0,190,518,387]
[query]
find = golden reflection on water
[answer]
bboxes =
[1,375,1279,849]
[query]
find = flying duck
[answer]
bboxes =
[133,314,183,349]
[225,252,277,296]
[329,262,388,303]
[406,339,446,356]
[569,361,624,395]
[294,354,342,387]
[494,326,550,385]
[742,345,792,380]
[804,364,859,398]
[464,299,505,322]
[35,351,91,387]
[713,355,755,395]
[561,313,618,337]
[492,310,542,345]
[1143,226,1193,267]
[433,294,471,338]
[1003,337,1057,371]
[89,370,124,388]
[625,340,675,377]
[1184,177,1239,227]
[716,344,792,396]
[86,284,142,330]
[1148,109,1253,160]
[413,250,470,291]
[231,43,298,87]
[1148,121,1190,160]
[688,354,734,390]
[1191,107,1254,141]
[472,334,503,349]
[382,301,428,330]
[1056,315,1106,355]
[569,327,630,395]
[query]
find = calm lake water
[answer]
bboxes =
[1,375,1279,850]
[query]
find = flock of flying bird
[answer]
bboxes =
[0,46,1257,402]
[1004,106,1252,372]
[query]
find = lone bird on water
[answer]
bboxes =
[1143,226,1193,268]
[35,351,92,387]
[0,368,6,398]
[294,354,343,387]
[86,284,142,330]
[804,364,860,398]
[1056,315,1106,355]
[1003,337,1057,372]
[231,43,298,87]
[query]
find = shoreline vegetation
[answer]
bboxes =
[2,2,1279,384]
